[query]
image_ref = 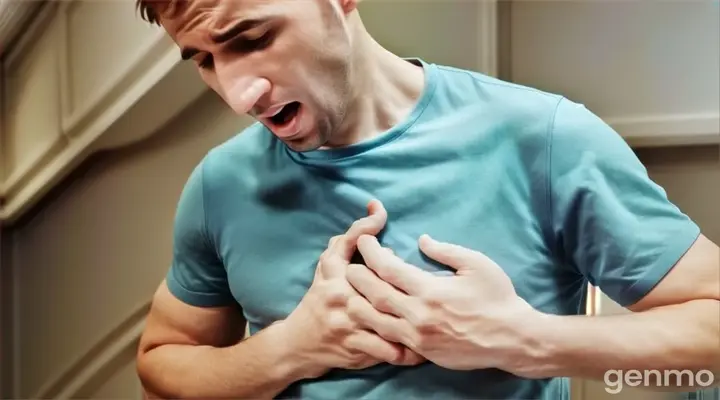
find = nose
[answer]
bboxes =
[214,60,271,115]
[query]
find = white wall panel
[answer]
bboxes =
[510,1,720,145]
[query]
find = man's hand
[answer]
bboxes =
[280,200,425,379]
[345,233,541,375]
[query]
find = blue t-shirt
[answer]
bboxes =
[166,59,700,399]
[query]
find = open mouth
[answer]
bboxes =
[269,101,301,127]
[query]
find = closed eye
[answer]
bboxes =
[194,28,277,71]
[229,30,276,54]
[198,54,214,70]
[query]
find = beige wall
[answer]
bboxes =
[1,226,7,397]
[1,90,253,398]
[640,145,720,242]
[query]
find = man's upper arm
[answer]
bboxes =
[166,159,236,307]
[140,160,244,353]
[547,97,704,308]
[628,233,720,312]
[140,280,245,353]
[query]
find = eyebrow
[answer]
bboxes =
[180,18,269,61]
[181,47,199,61]
[211,18,267,43]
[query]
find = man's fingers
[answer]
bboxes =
[318,249,344,279]
[339,199,387,258]
[345,330,411,366]
[366,198,384,216]
[315,235,343,279]
[322,200,387,280]
[346,294,409,344]
[346,263,415,318]
[417,234,479,272]
[397,347,426,366]
[356,235,429,296]
[328,235,341,248]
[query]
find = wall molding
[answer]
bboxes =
[33,300,151,399]
[608,113,720,148]
[0,1,209,225]
[476,0,498,77]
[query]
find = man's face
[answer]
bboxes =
[158,0,357,151]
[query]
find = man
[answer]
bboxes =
[135,0,720,399]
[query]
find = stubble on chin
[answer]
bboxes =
[283,133,324,153]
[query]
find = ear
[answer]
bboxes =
[337,0,360,14]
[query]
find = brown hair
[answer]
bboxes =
[135,0,180,25]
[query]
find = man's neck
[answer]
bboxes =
[324,27,426,148]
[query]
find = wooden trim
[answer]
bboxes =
[60,30,167,139]
[1,50,5,189]
[33,300,151,399]
[0,136,67,197]
[477,0,499,77]
[585,285,595,316]
[0,4,208,224]
[610,113,720,148]
[1,2,57,73]
[496,0,513,81]
[56,1,73,124]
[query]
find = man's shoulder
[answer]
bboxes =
[426,63,566,148]
[200,121,276,173]
[182,121,280,199]
[432,64,563,115]
[211,120,274,157]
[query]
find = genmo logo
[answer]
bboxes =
[604,369,715,394]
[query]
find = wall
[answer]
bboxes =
[506,0,719,150]
[2,90,251,397]
[0,225,5,397]
[1,1,718,398]
[640,146,720,242]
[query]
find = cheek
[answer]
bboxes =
[198,71,223,97]
[197,69,244,112]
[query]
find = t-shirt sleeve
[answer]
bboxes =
[165,160,235,307]
[548,97,701,308]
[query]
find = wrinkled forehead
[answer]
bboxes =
[154,0,292,29]
[154,0,226,30]
[145,0,185,21]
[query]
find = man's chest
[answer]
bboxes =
[211,181,563,332]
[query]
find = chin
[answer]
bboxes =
[281,134,323,153]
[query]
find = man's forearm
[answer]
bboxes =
[518,299,720,389]
[138,321,315,398]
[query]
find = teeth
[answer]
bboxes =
[268,104,286,118]
[270,106,284,117]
